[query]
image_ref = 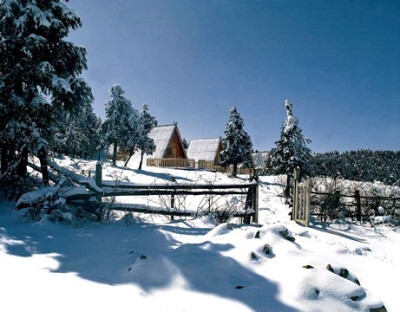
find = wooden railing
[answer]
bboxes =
[147,158,255,176]
[197,160,216,169]
[147,158,195,168]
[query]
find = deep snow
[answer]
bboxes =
[1,157,399,311]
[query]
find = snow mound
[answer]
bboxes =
[205,223,234,238]
[294,264,385,312]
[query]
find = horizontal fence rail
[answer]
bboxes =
[27,161,259,223]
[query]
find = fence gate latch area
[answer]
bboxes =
[293,169,311,227]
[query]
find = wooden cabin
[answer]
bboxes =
[146,123,190,167]
[186,138,223,169]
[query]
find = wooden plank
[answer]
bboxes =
[109,203,255,218]
[101,181,257,190]
[102,189,249,197]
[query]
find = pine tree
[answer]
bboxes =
[80,104,102,159]
[100,85,138,166]
[52,103,101,158]
[220,106,253,176]
[135,104,157,169]
[311,149,400,185]
[182,138,189,150]
[269,100,312,197]
[0,0,93,185]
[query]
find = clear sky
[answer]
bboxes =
[67,0,400,153]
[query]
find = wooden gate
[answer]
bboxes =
[293,169,311,227]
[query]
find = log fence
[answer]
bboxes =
[28,161,259,224]
[310,189,400,222]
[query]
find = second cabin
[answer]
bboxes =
[186,138,223,169]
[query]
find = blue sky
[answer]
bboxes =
[67,0,400,152]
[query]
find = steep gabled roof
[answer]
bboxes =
[148,124,176,158]
[187,138,222,161]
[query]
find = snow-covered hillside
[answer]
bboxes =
[1,158,398,311]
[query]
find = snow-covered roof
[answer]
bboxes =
[148,124,177,158]
[187,138,221,161]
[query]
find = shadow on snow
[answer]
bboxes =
[0,210,296,311]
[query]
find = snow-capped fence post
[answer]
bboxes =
[355,190,361,221]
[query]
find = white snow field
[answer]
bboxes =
[1,157,399,312]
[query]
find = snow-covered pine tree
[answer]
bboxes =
[122,104,155,168]
[269,100,312,198]
[100,85,138,166]
[80,103,102,159]
[134,104,157,169]
[220,106,253,177]
[52,102,101,159]
[311,150,400,185]
[0,0,93,186]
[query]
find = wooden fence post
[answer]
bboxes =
[94,162,103,207]
[170,193,175,220]
[244,187,252,224]
[305,178,311,227]
[355,190,361,221]
[292,168,300,220]
[95,162,102,188]
[253,181,259,223]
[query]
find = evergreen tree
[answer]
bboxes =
[311,149,400,185]
[135,104,157,169]
[100,85,138,166]
[0,0,93,185]
[52,103,101,158]
[182,138,189,150]
[220,106,253,176]
[269,100,312,197]
[80,104,102,159]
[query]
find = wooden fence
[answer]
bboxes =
[29,161,259,223]
[310,190,400,222]
[146,158,195,168]
[146,158,255,176]
[197,160,216,170]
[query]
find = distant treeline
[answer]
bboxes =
[310,150,400,185]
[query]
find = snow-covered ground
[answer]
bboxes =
[1,157,399,311]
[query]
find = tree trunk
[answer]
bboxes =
[112,143,118,166]
[233,162,238,177]
[138,150,144,170]
[16,147,28,178]
[38,147,49,185]
[124,149,134,167]
[284,174,291,199]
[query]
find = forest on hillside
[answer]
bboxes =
[310,150,400,185]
